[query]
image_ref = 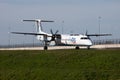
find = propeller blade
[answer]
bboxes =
[85,30,88,35]
[50,29,53,34]
[55,30,59,34]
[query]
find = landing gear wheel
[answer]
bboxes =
[75,46,80,49]
[87,46,90,50]
[44,46,48,50]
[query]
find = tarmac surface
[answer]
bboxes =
[0,44,120,50]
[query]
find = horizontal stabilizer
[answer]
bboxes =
[23,19,54,22]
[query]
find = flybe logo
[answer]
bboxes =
[70,37,76,43]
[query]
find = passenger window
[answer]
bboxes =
[81,37,89,39]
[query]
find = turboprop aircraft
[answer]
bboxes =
[11,19,111,50]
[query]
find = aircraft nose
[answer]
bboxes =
[89,41,92,46]
[86,40,92,46]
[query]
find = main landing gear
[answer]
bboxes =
[44,41,48,50]
[44,46,48,50]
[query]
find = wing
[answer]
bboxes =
[87,34,112,37]
[11,32,52,37]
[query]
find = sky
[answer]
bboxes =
[0,0,120,45]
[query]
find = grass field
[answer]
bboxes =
[0,49,120,80]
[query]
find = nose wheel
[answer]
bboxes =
[87,46,90,49]
[75,46,80,49]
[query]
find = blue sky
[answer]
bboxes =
[0,0,120,45]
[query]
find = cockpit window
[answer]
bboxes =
[81,37,89,39]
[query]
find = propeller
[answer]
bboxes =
[50,29,59,41]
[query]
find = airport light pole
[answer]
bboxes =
[32,24,35,47]
[8,26,11,47]
[98,16,101,42]
[62,21,64,34]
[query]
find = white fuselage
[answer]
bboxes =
[37,33,92,46]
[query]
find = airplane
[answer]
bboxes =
[11,19,111,50]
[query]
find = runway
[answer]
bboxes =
[0,44,120,50]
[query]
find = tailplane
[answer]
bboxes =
[23,19,54,33]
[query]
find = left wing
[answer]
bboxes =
[87,34,112,37]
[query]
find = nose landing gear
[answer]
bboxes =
[75,46,80,49]
[75,46,91,50]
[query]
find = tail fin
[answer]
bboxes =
[23,19,54,33]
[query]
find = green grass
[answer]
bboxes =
[0,49,120,80]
